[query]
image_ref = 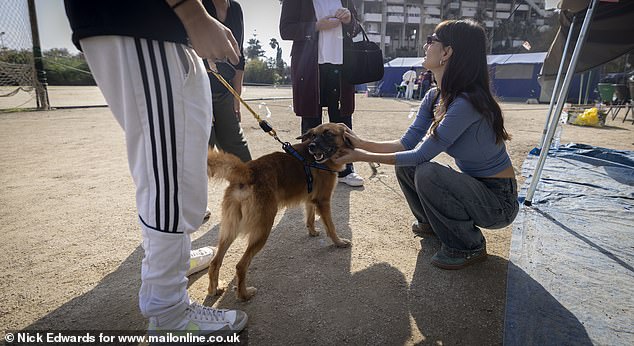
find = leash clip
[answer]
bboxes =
[259,120,273,133]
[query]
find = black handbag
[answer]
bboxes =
[343,25,384,85]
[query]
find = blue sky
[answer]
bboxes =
[31,0,291,62]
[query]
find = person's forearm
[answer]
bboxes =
[232,70,244,121]
[165,0,205,26]
[165,0,239,63]
[232,70,244,96]
[357,139,405,154]
[356,150,397,165]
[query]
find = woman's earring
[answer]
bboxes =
[440,59,444,66]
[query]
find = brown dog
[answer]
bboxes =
[206,123,353,301]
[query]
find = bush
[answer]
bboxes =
[244,58,278,85]
[42,52,96,86]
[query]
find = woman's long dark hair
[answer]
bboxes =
[429,19,510,143]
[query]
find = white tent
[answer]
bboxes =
[487,52,547,65]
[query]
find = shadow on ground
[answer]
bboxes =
[21,186,587,345]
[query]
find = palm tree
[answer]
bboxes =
[269,38,284,74]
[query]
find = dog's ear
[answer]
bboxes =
[296,129,314,142]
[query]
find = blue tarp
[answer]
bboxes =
[505,144,634,345]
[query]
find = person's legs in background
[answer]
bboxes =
[301,115,322,137]
[319,64,364,187]
[81,36,247,332]
[421,80,430,99]
[202,91,252,261]
[405,83,414,99]
[209,92,252,162]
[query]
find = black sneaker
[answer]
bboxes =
[431,243,487,270]
[411,221,435,237]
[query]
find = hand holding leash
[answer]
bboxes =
[171,0,240,64]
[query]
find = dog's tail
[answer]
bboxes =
[207,149,251,186]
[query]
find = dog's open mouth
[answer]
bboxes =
[308,146,328,163]
[311,152,326,163]
[308,134,338,164]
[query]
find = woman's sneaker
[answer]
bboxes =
[431,243,487,270]
[148,302,248,335]
[187,246,215,276]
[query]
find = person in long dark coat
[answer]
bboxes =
[280,0,364,187]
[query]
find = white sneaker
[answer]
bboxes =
[187,246,215,276]
[338,172,365,187]
[148,302,248,334]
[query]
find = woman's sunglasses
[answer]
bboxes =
[426,34,442,45]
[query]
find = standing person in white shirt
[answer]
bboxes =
[402,67,417,100]
[280,0,365,187]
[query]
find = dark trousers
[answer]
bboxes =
[301,63,354,177]
[396,162,519,253]
[209,92,252,162]
[419,80,430,99]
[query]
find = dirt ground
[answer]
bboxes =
[1,87,633,345]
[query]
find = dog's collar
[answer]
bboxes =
[282,142,336,193]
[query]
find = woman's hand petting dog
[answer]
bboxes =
[338,123,365,149]
[333,147,365,166]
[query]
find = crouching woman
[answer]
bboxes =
[334,19,519,270]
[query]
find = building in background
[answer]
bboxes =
[352,0,553,60]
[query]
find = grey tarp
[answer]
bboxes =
[505,144,634,344]
[542,0,634,79]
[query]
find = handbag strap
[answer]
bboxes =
[357,24,370,42]
[343,0,369,43]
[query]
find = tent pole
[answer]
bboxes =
[538,15,576,150]
[579,73,584,104]
[584,69,592,104]
[525,0,599,206]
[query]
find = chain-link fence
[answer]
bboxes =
[0,0,39,109]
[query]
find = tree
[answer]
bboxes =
[245,33,265,60]
[244,58,277,85]
[44,48,72,58]
[269,38,285,76]
[41,49,95,85]
[490,15,558,54]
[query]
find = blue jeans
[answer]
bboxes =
[396,162,519,253]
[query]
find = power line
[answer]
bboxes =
[42,57,92,74]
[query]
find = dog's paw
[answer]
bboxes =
[208,287,225,296]
[308,229,320,237]
[236,287,257,301]
[335,238,352,248]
